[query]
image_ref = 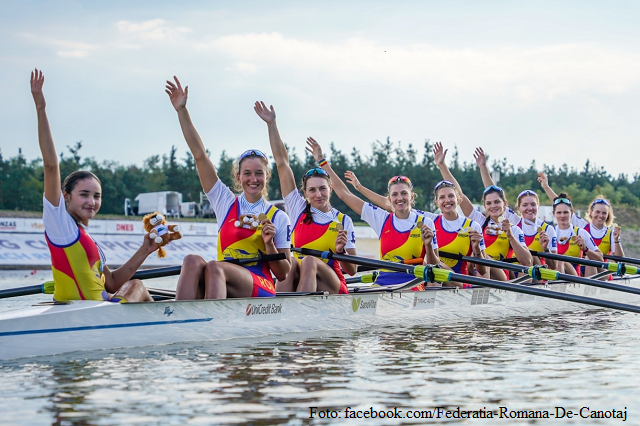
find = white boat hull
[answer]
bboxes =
[1,278,639,361]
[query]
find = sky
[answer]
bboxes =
[2,0,640,181]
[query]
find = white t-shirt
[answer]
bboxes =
[207,180,290,249]
[42,192,107,267]
[422,211,486,251]
[555,226,599,251]
[505,208,558,252]
[362,203,438,249]
[468,209,526,248]
[571,213,610,240]
[284,190,356,249]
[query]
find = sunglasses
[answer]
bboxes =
[303,167,330,178]
[553,197,572,206]
[387,175,413,189]
[591,198,610,207]
[239,149,268,164]
[483,185,504,194]
[434,180,455,192]
[517,189,538,200]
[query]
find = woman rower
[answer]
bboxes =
[472,147,558,271]
[166,77,290,300]
[254,101,357,294]
[31,69,154,303]
[307,139,438,289]
[550,193,603,275]
[432,143,532,280]
[538,173,623,259]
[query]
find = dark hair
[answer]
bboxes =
[481,186,507,205]
[301,171,331,224]
[62,170,101,194]
[552,193,573,213]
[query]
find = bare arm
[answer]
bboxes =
[344,171,393,212]
[306,137,365,215]
[433,142,474,216]
[166,76,218,193]
[103,235,158,293]
[335,230,358,275]
[31,69,61,206]
[473,147,495,188]
[537,172,558,202]
[612,226,625,257]
[254,102,296,197]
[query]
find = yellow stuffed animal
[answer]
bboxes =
[142,212,183,258]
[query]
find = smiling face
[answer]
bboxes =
[518,195,539,222]
[388,182,414,216]
[554,203,572,228]
[436,187,458,215]
[303,175,332,211]
[589,203,610,228]
[483,192,506,220]
[236,157,267,202]
[64,177,102,226]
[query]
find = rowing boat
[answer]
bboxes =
[2,275,639,361]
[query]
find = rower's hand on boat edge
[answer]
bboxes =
[305,137,324,162]
[30,68,46,109]
[420,225,434,246]
[335,229,348,254]
[166,76,188,111]
[433,141,447,167]
[254,101,276,123]
[260,219,276,245]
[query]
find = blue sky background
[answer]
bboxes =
[2,1,640,180]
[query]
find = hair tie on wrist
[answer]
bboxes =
[318,158,328,167]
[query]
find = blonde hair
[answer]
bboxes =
[231,154,271,199]
[585,195,615,227]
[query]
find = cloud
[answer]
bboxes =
[17,32,97,58]
[115,19,191,41]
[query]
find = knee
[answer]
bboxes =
[204,260,223,276]
[300,255,319,270]
[183,254,207,270]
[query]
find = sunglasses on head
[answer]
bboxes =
[591,198,610,207]
[553,197,572,206]
[387,175,413,189]
[517,189,538,200]
[434,180,455,193]
[303,167,330,178]
[483,185,504,194]
[239,149,268,164]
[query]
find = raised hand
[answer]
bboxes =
[539,231,550,250]
[30,68,46,110]
[335,230,348,253]
[537,172,549,189]
[500,217,513,239]
[473,147,486,167]
[575,235,587,252]
[165,76,188,111]
[344,171,362,191]
[254,101,276,123]
[260,219,275,246]
[433,141,448,167]
[469,229,483,254]
[420,225,434,246]
[613,225,621,241]
[305,137,324,162]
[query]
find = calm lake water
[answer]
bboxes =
[1,270,638,425]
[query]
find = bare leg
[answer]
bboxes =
[113,279,153,302]
[489,267,507,281]
[297,256,342,294]
[203,261,259,299]
[175,254,206,300]
[276,259,299,292]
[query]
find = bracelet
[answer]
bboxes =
[336,249,347,255]
[318,158,328,167]
[615,240,621,244]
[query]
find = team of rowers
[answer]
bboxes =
[31,69,625,303]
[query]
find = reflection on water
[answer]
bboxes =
[1,273,639,425]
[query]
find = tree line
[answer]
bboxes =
[2,139,640,220]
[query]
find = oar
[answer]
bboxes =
[345,272,378,284]
[0,253,287,300]
[293,247,640,314]
[438,251,640,296]
[530,250,640,276]
[604,253,640,267]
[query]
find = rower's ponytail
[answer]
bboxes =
[303,201,313,225]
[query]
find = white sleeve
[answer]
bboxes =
[511,226,527,248]
[579,228,599,251]
[42,192,81,246]
[469,220,486,251]
[505,208,520,225]
[271,209,291,249]
[206,180,236,220]
[468,209,486,225]
[283,189,306,224]
[422,211,438,222]
[342,214,357,250]
[571,213,589,229]
[360,203,391,238]
[423,217,438,250]
[545,225,558,253]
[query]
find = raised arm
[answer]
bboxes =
[31,69,60,205]
[537,172,558,202]
[344,171,393,212]
[306,137,365,215]
[254,101,296,197]
[433,142,474,216]
[473,147,495,188]
[166,76,218,193]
